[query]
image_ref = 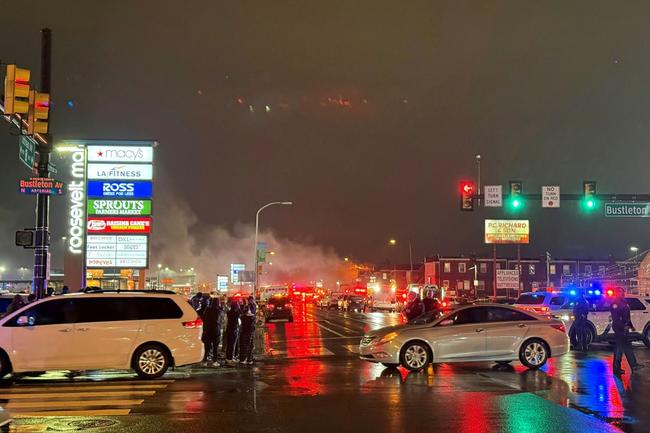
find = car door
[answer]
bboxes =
[72,297,141,369]
[625,298,648,332]
[483,307,535,358]
[432,307,487,361]
[6,298,80,371]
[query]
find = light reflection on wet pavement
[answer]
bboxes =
[8,303,650,433]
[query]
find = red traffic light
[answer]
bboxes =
[460,182,474,194]
[459,181,475,211]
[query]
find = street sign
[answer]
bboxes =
[217,275,229,292]
[19,177,64,195]
[18,135,35,170]
[604,202,650,217]
[485,220,530,244]
[230,264,245,283]
[542,186,560,208]
[257,242,267,263]
[496,270,519,289]
[484,185,503,207]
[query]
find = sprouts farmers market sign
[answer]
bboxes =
[485,219,530,244]
[87,199,152,216]
[604,202,650,217]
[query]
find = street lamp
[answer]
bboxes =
[630,246,639,253]
[388,238,413,277]
[254,201,293,298]
[476,154,482,207]
[157,263,162,290]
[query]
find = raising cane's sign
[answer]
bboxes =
[86,217,152,234]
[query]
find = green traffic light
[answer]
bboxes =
[587,200,594,208]
[512,199,520,208]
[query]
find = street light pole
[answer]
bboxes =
[254,201,293,299]
[476,154,481,207]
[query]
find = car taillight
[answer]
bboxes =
[267,304,275,310]
[183,317,203,329]
[286,304,292,309]
[550,323,566,333]
[441,301,448,308]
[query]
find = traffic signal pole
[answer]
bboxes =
[32,28,52,299]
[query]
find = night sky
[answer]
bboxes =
[1,2,650,276]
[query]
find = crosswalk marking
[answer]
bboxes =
[6,399,144,409]
[14,409,131,418]
[0,379,172,417]
[0,390,156,399]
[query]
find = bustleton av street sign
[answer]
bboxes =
[604,202,650,217]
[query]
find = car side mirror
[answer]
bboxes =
[17,316,34,326]
[439,319,453,326]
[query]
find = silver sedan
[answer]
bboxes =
[359,304,569,371]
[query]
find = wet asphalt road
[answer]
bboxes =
[6,303,650,433]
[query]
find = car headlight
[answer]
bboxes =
[377,332,399,345]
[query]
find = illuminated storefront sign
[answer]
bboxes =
[67,147,87,254]
[87,199,152,216]
[87,217,152,234]
[86,235,148,268]
[484,219,530,244]
[87,163,153,180]
[87,145,154,163]
[87,181,152,198]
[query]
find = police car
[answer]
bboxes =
[556,290,650,347]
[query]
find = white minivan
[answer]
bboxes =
[0,291,204,379]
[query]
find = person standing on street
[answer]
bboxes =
[573,294,590,351]
[225,300,242,364]
[403,291,424,321]
[610,288,641,375]
[239,296,257,365]
[201,297,224,367]
[422,291,441,314]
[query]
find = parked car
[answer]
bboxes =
[265,296,294,322]
[319,295,341,310]
[0,290,203,379]
[343,295,367,313]
[514,292,571,314]
[359,304,569,371]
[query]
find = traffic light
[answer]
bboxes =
[3,65,31,115]
[459,181,475,211]
[583,181,597,211]
[508,181,524,210]
[27,91,50,135]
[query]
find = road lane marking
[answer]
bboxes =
[4,384,167,392]
[13,409,131,417]
[0,390,156,399]
[7,399,145,409]
[316,323,346,337]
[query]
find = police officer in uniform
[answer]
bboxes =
[610,288,641,375]
[572,294,590,351]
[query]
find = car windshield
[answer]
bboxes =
[515,294,546,305]
[408,310,444,325]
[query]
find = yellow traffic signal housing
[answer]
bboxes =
[27,91,50,135]
[3,65,30,115]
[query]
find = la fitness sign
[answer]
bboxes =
[68,146,87,254]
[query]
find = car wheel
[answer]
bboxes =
[381,363,399,369]
[133,344,170,379]
[519,339,548,369]
[643,327,650,349]
[0,351,12,379]
[400,341,431,372]
[569,325,595,349]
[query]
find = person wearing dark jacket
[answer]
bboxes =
[422,292,441,314]
[403,292,424,321]
[239,296,257,365]
[610,288,640,375]
[6,295,25,315]
[225,300,242,364]
[201,297,224,367]
[572,295,590,351]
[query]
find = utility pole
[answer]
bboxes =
[33,28,52,299]
[545,251,551,289]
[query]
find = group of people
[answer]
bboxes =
[573,287,643,375]
[402,291,442,321]
[190,293,257,367]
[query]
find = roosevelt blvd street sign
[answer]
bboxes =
[604,202,650,217]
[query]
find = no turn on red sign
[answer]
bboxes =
[542,186,560,208]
